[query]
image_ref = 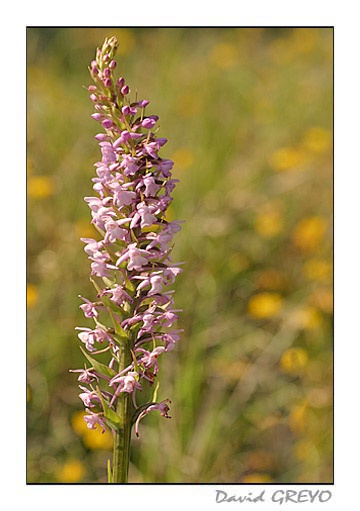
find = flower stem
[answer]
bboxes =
[111,343,133,483]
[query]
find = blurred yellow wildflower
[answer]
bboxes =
[303,258,332,282]
[71,410,89,436]
[28,176,54,199]
[210,42,238,69]
[254,210,283,238]
[71,410,113,450]
[289,401,308,434]
[27,283,38,308]
[247,292,283,319]
[83,427,113,450]
[171,147,194,170]
[292,216,327,252]
[242,473,273,483]
[295,306,323,330]
[269,146,307,172]
[56,459,86,483]
[280,347,309,375]
[310,287,333,313]
[303,127,331,154]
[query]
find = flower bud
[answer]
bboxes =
[94,133,108,141]
[138,99,149,108]
[91,113,103,122]
[102,118,113,129]
[117,77,125,89]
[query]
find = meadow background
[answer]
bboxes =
[26,27,333,484]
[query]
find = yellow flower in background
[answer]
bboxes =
[28,176,54,199]
[27,283,38,308]
[280,347,309,375]
[71,410,89,436]
[269,146,307,172]
[71,410,113,450]
[242,473,273,483]
[303,258,332,282]
[56,459,86,483]
[310,287,333,313]
[288,305,323,331]
[210,42,238,69]
[289,401,308,434]
[247,292,283,319]
[292,216,327,252]
[171,147,194,170]
[83,427,113,451]
[254,210,283,238]
[302,127,332,154]
[298,306,323,330]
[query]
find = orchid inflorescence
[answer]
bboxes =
[71,36,183,441]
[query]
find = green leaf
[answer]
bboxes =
[90,277,128,337]
[113,332,129,346]
[90,277,103,296]
[96,386,123,429]
[103,277,115,288]
[79,346,117,379]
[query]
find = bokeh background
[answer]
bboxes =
[26,27,333,484]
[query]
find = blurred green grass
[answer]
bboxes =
[26,27,333,483]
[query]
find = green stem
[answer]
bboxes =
[111,342,133,483]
